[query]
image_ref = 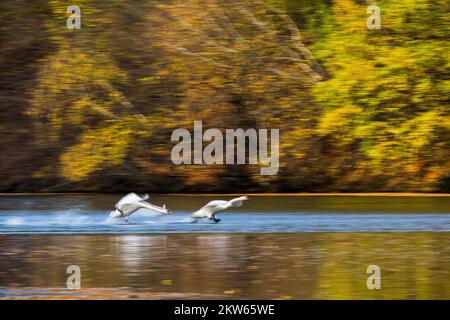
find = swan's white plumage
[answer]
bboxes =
[191,196,248,222]
[110,193,169,221]
[115,193,148,210]
[229,196,248,207]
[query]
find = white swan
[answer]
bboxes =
[109,193,170,223]
[191,196,248,223]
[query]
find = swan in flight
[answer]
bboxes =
[191,196,248,223]
[109,193,170,223]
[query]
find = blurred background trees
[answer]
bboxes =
[0,0,448,192]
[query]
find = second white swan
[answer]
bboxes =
[191,196,248,223]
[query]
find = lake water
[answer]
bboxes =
[0,195,449,299]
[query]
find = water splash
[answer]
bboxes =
[0,209,449,234]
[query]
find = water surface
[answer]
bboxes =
[0,233,448,299]
[0,195,449,233]
[0,195,449,299]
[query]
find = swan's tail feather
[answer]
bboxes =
[163,204,171,214]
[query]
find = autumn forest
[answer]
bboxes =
[0,0,448,193]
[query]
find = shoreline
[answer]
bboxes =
[0,192,449,197]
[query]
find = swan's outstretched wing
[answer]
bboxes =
[203,200,229,208]
[119,202,143,214]
[229,196,248,207]
[138,201,169,214]
[116,192,149,210]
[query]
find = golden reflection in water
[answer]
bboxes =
[0,233,448,299]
